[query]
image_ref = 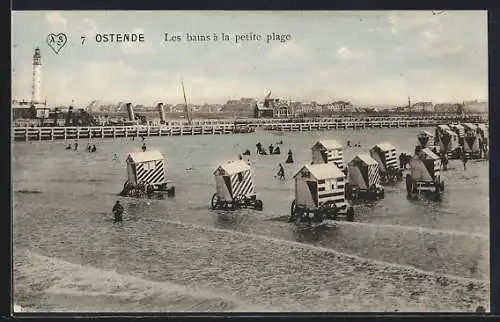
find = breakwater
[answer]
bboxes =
[13,115,487,142]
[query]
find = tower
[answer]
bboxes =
[31,47,42,104]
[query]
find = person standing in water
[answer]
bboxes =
[74,141,78,151]
[142,142,147,152]
[462,151,468,171]
[442,153,449,171]
[285,149,294,163]
[277,163,285,180]
[256,142,262,154]
[112,201,124,223]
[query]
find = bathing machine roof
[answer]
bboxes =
[313,139,342,150]
[126,150,164,164]
[350,154,378,166]
[371,142,396,152]
[214,160,250,176]
[294,163,344,180]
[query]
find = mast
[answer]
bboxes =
[181,79,192,125]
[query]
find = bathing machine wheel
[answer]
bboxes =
[318,200,338,221]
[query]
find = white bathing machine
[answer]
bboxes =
[346,154,385,201]
[311,139,345,171]
[290,163,354,223]
[449,123,465,146]
[369,142,403,184]
[434,124,451,146]
[462,123,481,158]
[406,147,444,197]
[120,149,175,198]
[416,130,435,149]
[212,160,263,210]
[439,129,461,158]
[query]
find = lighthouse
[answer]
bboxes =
[31,47,42,105]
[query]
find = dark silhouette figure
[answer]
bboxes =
[441,153,448,171]
[243,149,251,156]
[269,144,274,154]
[277,163,285,180]
[91,145,97,152]
[112,201,124,223]
[73,141,78,151]
[142,143,147,152]
[256,142,263,154]
[66,144,72,150]
[347,140,351,148]
[87,145,92,152]
[285,149,294,163]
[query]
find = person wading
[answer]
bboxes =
[112,200,124,223]
[462,151,468,171]
[441,153,449,171]
[277,163,285,180]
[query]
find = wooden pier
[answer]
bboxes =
[12,115,487,142]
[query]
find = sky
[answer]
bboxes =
[11,11,488,106]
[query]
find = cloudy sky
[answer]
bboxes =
[11,11,488,106]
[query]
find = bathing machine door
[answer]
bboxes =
[214,167,232,202]
[294,167,318,210]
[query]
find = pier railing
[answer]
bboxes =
[12,115,487,142]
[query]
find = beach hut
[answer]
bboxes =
[461,123,481,158]
[346,154,384,201]
[463,123,477,134]
[311,139,345,170]
[369,142,402,184]
[434,125,451,146]
[119,149,175,198]
[290,163,354,223]
[416,130,435,149]
[406,147,444,197]
[211,160,263,211]
[449,124,465,146]
[439,129,461,158]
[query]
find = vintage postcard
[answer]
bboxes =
[12,11,489,313]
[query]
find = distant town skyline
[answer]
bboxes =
[12,11,488,106]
